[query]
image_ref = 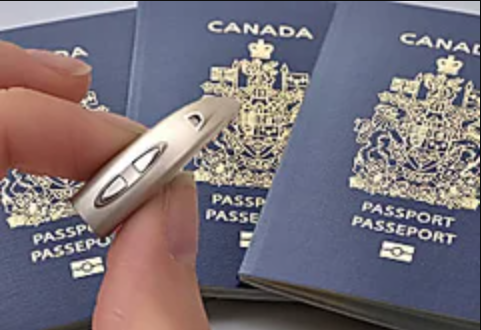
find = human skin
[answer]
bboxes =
[0,41,210,330]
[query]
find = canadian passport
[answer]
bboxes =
[0,10,136,330]
[127,1,337,298]
[240,2,480,330]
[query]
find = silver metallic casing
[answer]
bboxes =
[73,96,240,237]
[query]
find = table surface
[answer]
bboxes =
[1,1,479,330]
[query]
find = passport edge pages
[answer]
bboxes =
[127,0,338,300]
[240,2,480,330]
[0,9,136,330]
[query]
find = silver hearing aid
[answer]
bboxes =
[72,96,240,237]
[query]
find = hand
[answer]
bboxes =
[0,41,210,330]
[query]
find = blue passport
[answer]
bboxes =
[240,2,480,329]
[0,10,136,330]
[127,0,337,298]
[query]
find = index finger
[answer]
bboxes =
[0,41,92,103]
[0,88,143,180]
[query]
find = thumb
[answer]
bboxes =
[93,173,210,330]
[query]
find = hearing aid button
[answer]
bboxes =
[186,112,205,131]
[132,144,167,173]
[96,176,129,207]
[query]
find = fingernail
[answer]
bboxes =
[27,49,92,76]
[93,112,147,136]
[173,171,197,189]
[166,172,199,267]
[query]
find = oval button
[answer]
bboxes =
[132,144,167,173]
[96,176,129,207]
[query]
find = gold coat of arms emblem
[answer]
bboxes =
[194,39,310,189]
[350,56,480,211]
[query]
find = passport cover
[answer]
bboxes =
[240,2,480,329]
[128,1,336,297]
[0,10,136,330]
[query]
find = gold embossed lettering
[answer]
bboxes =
[361,218,375,230]
[206,209,259,224]
[400,32,417,46]
[33,233,44,246]
[260,24,277,37]
[436,38,454,52]
[431,214,445,227]
[416,35,434,48]
[208,20,224,34]
[65,243,76,256]
[297,27,315,40]
[405,210,418,221]
[210,194,266,209]
[352,214,458,246]
[279,25,296,38]
[406,226,418,237]
[371,204,385,216]
[395,224,407,236]
[417,212,432,225]
[384,205,396,218]
[446,233,458,245]
[71,47,88,58]
[452,42,471,55]
[211,193,224,205]
[54,50,70,57]
[362,201,374,212]
[374,220,386,232]
[244,22,260,36]
[224,22,242,35]
[352,216,365,227]
[445,217,457,229]
[400,32,479,57]
[419,228,434,241]
[395,208,406,220]
[207,20,315,40]
[31,237,112,264]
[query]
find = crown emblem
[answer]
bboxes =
[1,91,110,229]
[350,56,480,211]
[249,39,275,60]
[194,39,310,188]
[437,55,464,76]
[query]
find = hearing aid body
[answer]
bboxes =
[72,97,240,237]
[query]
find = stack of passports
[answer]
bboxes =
[0,1,479,330]
[0,10,136,330]
[240,2,480,330]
